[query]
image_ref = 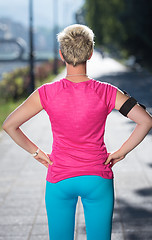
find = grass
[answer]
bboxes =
[0,66,65,131]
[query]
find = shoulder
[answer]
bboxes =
[90,78,117,87]
[37,80,61,97]
[90,79,118,95]
[38,80,59,89]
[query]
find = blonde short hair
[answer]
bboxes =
[57,24,95,67]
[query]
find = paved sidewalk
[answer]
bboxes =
[0,50,152,240]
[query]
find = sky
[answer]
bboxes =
[0,0,85,29]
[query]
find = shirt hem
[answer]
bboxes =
[46,171,114,183]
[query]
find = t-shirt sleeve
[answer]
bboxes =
[37,81,58,112]
[106,83,118,114]
[37,84,48,111]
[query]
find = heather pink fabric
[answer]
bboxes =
[38,78,118,183]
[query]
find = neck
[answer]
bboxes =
[66,62,87,76]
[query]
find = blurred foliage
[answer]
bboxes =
[0,67,29,102]
[85,0,152,62]
[0,97,25,130]
[0,60,64,130]
[0,59,64,103]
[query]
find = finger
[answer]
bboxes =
[41,159,53,166]
[44,162,49,168]
[104,156,112,165]
[41,160,49,168]
[46,154,53,165]
[110,160,118,168]
[47,159,54,165]
[36,158,48,165]
[38,156,53,166]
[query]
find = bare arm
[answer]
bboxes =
[2,89,53,167]
[105,89,152,166]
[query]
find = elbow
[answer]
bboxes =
[143,119,152,129]
[145,113,152,128]
[2,121,19,132]
[2,121,13,132]
[2,120,20,133]
[137,120,152,132]
[146,118,152,127]
[2,122,9,132]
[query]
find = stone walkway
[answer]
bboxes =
[0,50,152,239]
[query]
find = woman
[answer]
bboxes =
[2,24,152,240]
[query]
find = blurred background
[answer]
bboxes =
[0,0,84,127]
[0,0,152,128]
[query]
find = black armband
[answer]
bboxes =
[119,97,137,117]
[119,90,146,117]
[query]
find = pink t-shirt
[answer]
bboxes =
[38,78,118,183]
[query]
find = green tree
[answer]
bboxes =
[121,0,152,60]
[85,0,152,61]
[85,0,126,47]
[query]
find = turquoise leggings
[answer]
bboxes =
[45,175,114,240]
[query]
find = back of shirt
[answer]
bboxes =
[38,78,118,183]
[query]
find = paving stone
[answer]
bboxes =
[123,218,152,231]
[30,224,48,235]
[5,192,42,200]
[75,233,87,240]
[37,206,47,216]
[0,206,37,216]
[0,185,12,194]
[35,215,48,225]
[29,235,49,240]
[124,231,152,240]
[111,232,124,240]
[0,215,35,225]
[0,172,18,182]
[0,237,27,240]
[75,224,86,235]
[0,225,32,237]
[113,209,121,222]
[3,198,40,209]
[112,221,123,233]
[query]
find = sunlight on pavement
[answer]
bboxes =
[87,50,128,79]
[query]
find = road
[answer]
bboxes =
[0,50,152,240]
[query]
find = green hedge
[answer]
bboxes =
[0,59,64,103]
[0,60,65,130]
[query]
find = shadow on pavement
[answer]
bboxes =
[135,187,152,197]
[116,188,152,239]
[148,163,152,168]
[97,69,152,108]
[96,69,152,135]
[125,232,152,240]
